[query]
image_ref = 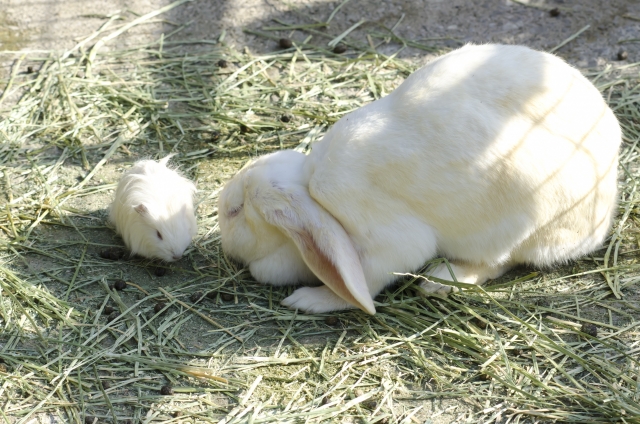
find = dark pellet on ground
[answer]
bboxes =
[172,411,182,418]
[221,293,234,302]
[549,7,560,17]
[113,279,127,291]
[279,38,293,49]
[617,49,628,60]
[364,401,377,410]
[210,130,221,140]
[325,316,339,326]
[471,318,487,329]
[154,302,166,313]
[103,306,115,315]
[206,291,217,299]
[99,248,115,260]
[240,124,249,133]
[107,311,119,322]
[217,59,228,68]
[280,114,291,123]
[581,323,598,337]
[84,416,97,424]
[321,396,330,405]
[99,247,125,261]
[110,249,124,260]
[333,44,347,54]
[160,385,173,395]
[190,291,203,303]
[479,372,492,381]
[101,380,111,390]
[27,66,34,73]
[154,267,167,277]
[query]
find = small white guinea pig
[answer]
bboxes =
[218,44,621,315]
[109,155,197,262]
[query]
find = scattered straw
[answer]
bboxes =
[0,5,639,424]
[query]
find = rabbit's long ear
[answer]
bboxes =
[249,180,375,315]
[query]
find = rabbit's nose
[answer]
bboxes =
[172,254,182,261]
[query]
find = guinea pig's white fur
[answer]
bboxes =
[109,155,197,262]
[218,44,621,315]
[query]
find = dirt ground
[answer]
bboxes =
[3,0,640,66]
[2,1,640,423]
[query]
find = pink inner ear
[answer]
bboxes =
[134,204,149,216]
[295,229,375,314]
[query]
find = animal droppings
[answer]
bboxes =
[325,316,339,326]
[113,280,127,291]
[221,293,234,301]
[333,44,347,54]
[471,317,488,329]
[99,247,125,261]
[549,8,560,17]
[581,323,598,337]
[190,291,203,303]
[479,372,492,381]
[279,38,293,49]
[363,401,377,410]
[160,385,174,395]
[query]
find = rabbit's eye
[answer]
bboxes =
[156,230,163,240]
[228,204,244,218]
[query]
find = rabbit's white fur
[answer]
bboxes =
[218,44,621,314]
[109,155,197,262]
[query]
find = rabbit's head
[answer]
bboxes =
[218,150,375,314]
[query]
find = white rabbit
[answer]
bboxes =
[109,155,197,262]
[217,44,621,315]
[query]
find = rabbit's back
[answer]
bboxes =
[307,44,620,270]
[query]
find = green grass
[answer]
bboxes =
[1,7,640,424]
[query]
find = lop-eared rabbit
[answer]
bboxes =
[218,44,621,314]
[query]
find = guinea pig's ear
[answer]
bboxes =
[134,203,149,217]
[248,180,375,315]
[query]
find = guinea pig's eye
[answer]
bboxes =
[156,230,163,240]
[228,203,244,218]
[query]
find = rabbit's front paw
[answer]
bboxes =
[419,261,510,296]
[419,279,458,296]
[281,285,356,313]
